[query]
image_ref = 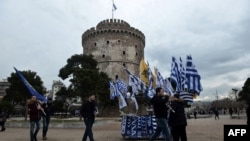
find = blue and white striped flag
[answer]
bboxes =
[179,91,194,104]
[179,57,187,91]
[155,67,164,88]
[146,63,155,99]
[116,79,127,94]
[115,80,127,109]
[170,56,181,92]
[185,55,203,95]
[163,78,174,96]
[124,67,147,94]
[109,81,117,100]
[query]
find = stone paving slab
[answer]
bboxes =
[0,115,247,141]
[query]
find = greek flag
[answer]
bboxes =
[163,78,174,96]
[115,80,127,109]
[185,55,203,95]
[146,63,155,99]
[116,79,127,94]
[155,67,164,88]
[113,3,117,11]
[179,91,194,104]
[170,56,181,92]
[179,57,187,91]
[124,67,147,94]
[109,81,117,100]
[14,67,47,102]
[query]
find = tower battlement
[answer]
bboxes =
[82,19,145,46]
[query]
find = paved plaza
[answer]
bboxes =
[0,115,247,141]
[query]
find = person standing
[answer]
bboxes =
[28,96,43,141]
[0,108,8,132]
[193,110,197,119]
[41,97,54,140]
[214,108,219,120]
[80,95,97,141]
[229,108,233,118]
[150,87,171,141]
[168,94,187,141]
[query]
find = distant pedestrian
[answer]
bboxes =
[80,94,98,141]
[229,108,233,118]
[214,108,219,120]
[168,94,187,141]
[41,97,54,140]
[193,110,197,119]
[0,108,8,132]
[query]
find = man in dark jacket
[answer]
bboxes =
[150,87,171,141]
[168,94,187,141]
[41,97,54,140]
[80,94,97,141]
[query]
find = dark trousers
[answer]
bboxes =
[171,125,187,141]
[0,121,6,130]
[150,118,170,141]
[30,120,40,141]
[82,118,95,141]
[42,116,51,137]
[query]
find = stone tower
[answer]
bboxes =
[82,19,145,82]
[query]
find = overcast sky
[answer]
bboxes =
[1,0,250,101]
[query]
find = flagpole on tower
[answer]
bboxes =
[112,0,117,20]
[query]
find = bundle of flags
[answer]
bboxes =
[109,78,139,111]
[109,54,202,110]
[109,80,128,109]
[170,55,203,104]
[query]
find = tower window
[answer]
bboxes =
[118,40,120,43]
[102,54,105,58]
[123,63,126,67]
[136,52,138,56]
[135,45,138,48]
[107,41,109,44]
[94,42,97,46]
[123,51,125,55]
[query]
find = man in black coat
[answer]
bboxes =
[80,95,97,141]
[150,87,171,141]
[41,97,54,140]
[168,94,187,141]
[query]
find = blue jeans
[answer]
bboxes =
[30,120,40,141]
[42,116,50,137]
[150,118,170,141]
[82,118,95,141]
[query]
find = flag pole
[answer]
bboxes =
[112,0,114,20]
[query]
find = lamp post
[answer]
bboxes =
[232,88,239,118]
[232,88,238,101]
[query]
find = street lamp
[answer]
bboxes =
[232,88,238,101]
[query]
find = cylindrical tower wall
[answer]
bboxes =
[82,19,145,82]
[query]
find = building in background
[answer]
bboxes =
[50,80,65,100]
[0,79,10,101]
[82,19,145,82]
